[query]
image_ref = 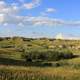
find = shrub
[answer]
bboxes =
[22,48,74,62]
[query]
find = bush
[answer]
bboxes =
[22,48,74,62]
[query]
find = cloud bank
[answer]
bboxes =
[1,14,80,27]
[0,0,80,27]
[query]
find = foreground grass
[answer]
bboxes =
[0,65,80,80]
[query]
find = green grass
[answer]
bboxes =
[0,48,22,60]
[0,38,80,80]
[0,65,80,80]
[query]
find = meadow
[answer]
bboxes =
[0,65,80,80]
[0,37,80,80]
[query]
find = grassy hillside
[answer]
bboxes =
[0,37,80,80]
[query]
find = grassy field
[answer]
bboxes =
[0,37,80,80]
[0,64,80,80]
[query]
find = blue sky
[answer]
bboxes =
[0,0,80,39]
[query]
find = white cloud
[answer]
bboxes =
[0,1,5,7]
[0,0,41,17]
[1,14,80,27]
[41,8,56,16]
[23,0,41,9]
[0,14,5,23]
[0,1,19,15]
[30,17,64,26]
[55,33,80,40]
[23,3,35,9]
[46,8,56,13]
[3,23,8,26]
[0,1,80,27]
[55,33,64,39]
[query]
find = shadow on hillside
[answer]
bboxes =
[0,58,56,67]
[0,54,79,67]
[72,54,80,58]
[0,58,27,66]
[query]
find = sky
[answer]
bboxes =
[0,0,80,39]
